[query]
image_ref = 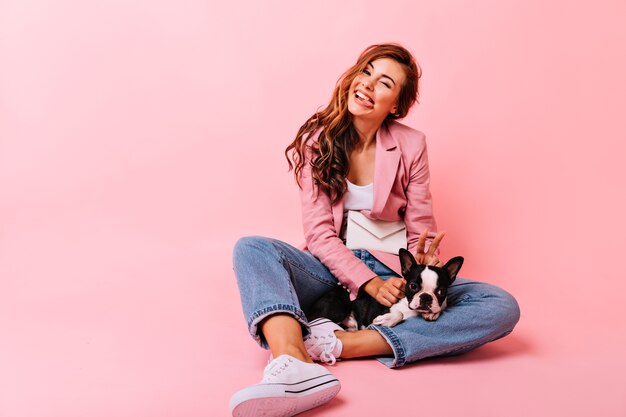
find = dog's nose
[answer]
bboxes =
[420,293,433,305]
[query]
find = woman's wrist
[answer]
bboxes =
[362,276,383,297]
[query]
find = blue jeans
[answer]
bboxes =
[232,235,520,368]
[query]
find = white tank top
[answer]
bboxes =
[344,179,374,210]
[340,179,374,241]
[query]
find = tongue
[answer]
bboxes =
[356,93,374,108]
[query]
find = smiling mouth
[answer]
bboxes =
[354,90,374,107]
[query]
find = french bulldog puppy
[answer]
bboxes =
[305,249,463,329]
[373,249,463,326]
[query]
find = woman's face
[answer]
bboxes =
[347,58,406,122]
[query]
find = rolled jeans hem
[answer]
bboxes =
[368,323,407,368]
[248,304,308,349]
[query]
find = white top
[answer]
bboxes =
[340,179,374,241]
[344,179,374,210]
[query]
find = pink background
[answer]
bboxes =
[2,0,625,416]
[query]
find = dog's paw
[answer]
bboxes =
[341,315,359,332]
[421,312,441,321]
[373,311,403,327]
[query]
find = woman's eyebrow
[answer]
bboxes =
[367,62,396,86]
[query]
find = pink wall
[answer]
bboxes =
[2,1,625,416]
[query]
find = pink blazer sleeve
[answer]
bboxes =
[298,132,378,298]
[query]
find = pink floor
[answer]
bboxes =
[2,223,625,417]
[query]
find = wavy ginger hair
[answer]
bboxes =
[284,43,422,205]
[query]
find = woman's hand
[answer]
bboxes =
[363,276,406,307]
[413,229,446,267]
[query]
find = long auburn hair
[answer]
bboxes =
[284,43,422,205]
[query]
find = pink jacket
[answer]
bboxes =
[297,120,440,300]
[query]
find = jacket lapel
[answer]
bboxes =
[371,122,400,218]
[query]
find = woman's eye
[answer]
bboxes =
[362,68,370,75]
[381,82,391,88]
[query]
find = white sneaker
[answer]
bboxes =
[303,318,343,365]
[229,354,341,417]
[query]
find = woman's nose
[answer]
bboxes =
[360,76,374,90]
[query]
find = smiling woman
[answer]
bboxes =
[285,44,421,206]
[229,43,520,417]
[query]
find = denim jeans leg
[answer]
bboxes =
[232,235,340,348]
[233,241,521,366]
[369,278,521,368]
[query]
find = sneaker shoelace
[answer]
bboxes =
[262,356,294,383]
[309,334,338,365]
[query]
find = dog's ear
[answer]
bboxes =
[443,256,464,283]
[399,248,417,275]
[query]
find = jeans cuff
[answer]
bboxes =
[367,323,407,368]
[248,304,308,349]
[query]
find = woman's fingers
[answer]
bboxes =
[415,229,428,255]
[388,278,405,295]
[377,293,393,307]
[378,279,405,306]
[426,231,446,256]
[415,230,446,267]
[388,286,404,300]
[427,257,439,266]
[416,229,446,254]
[428,258,445,268]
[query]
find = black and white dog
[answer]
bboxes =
[306,249,464,329]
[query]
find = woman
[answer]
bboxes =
[229,43,520,417]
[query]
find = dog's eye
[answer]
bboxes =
[437,288,445,296]
[409,282,419,291]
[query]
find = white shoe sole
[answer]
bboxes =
[230,374,340,417]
